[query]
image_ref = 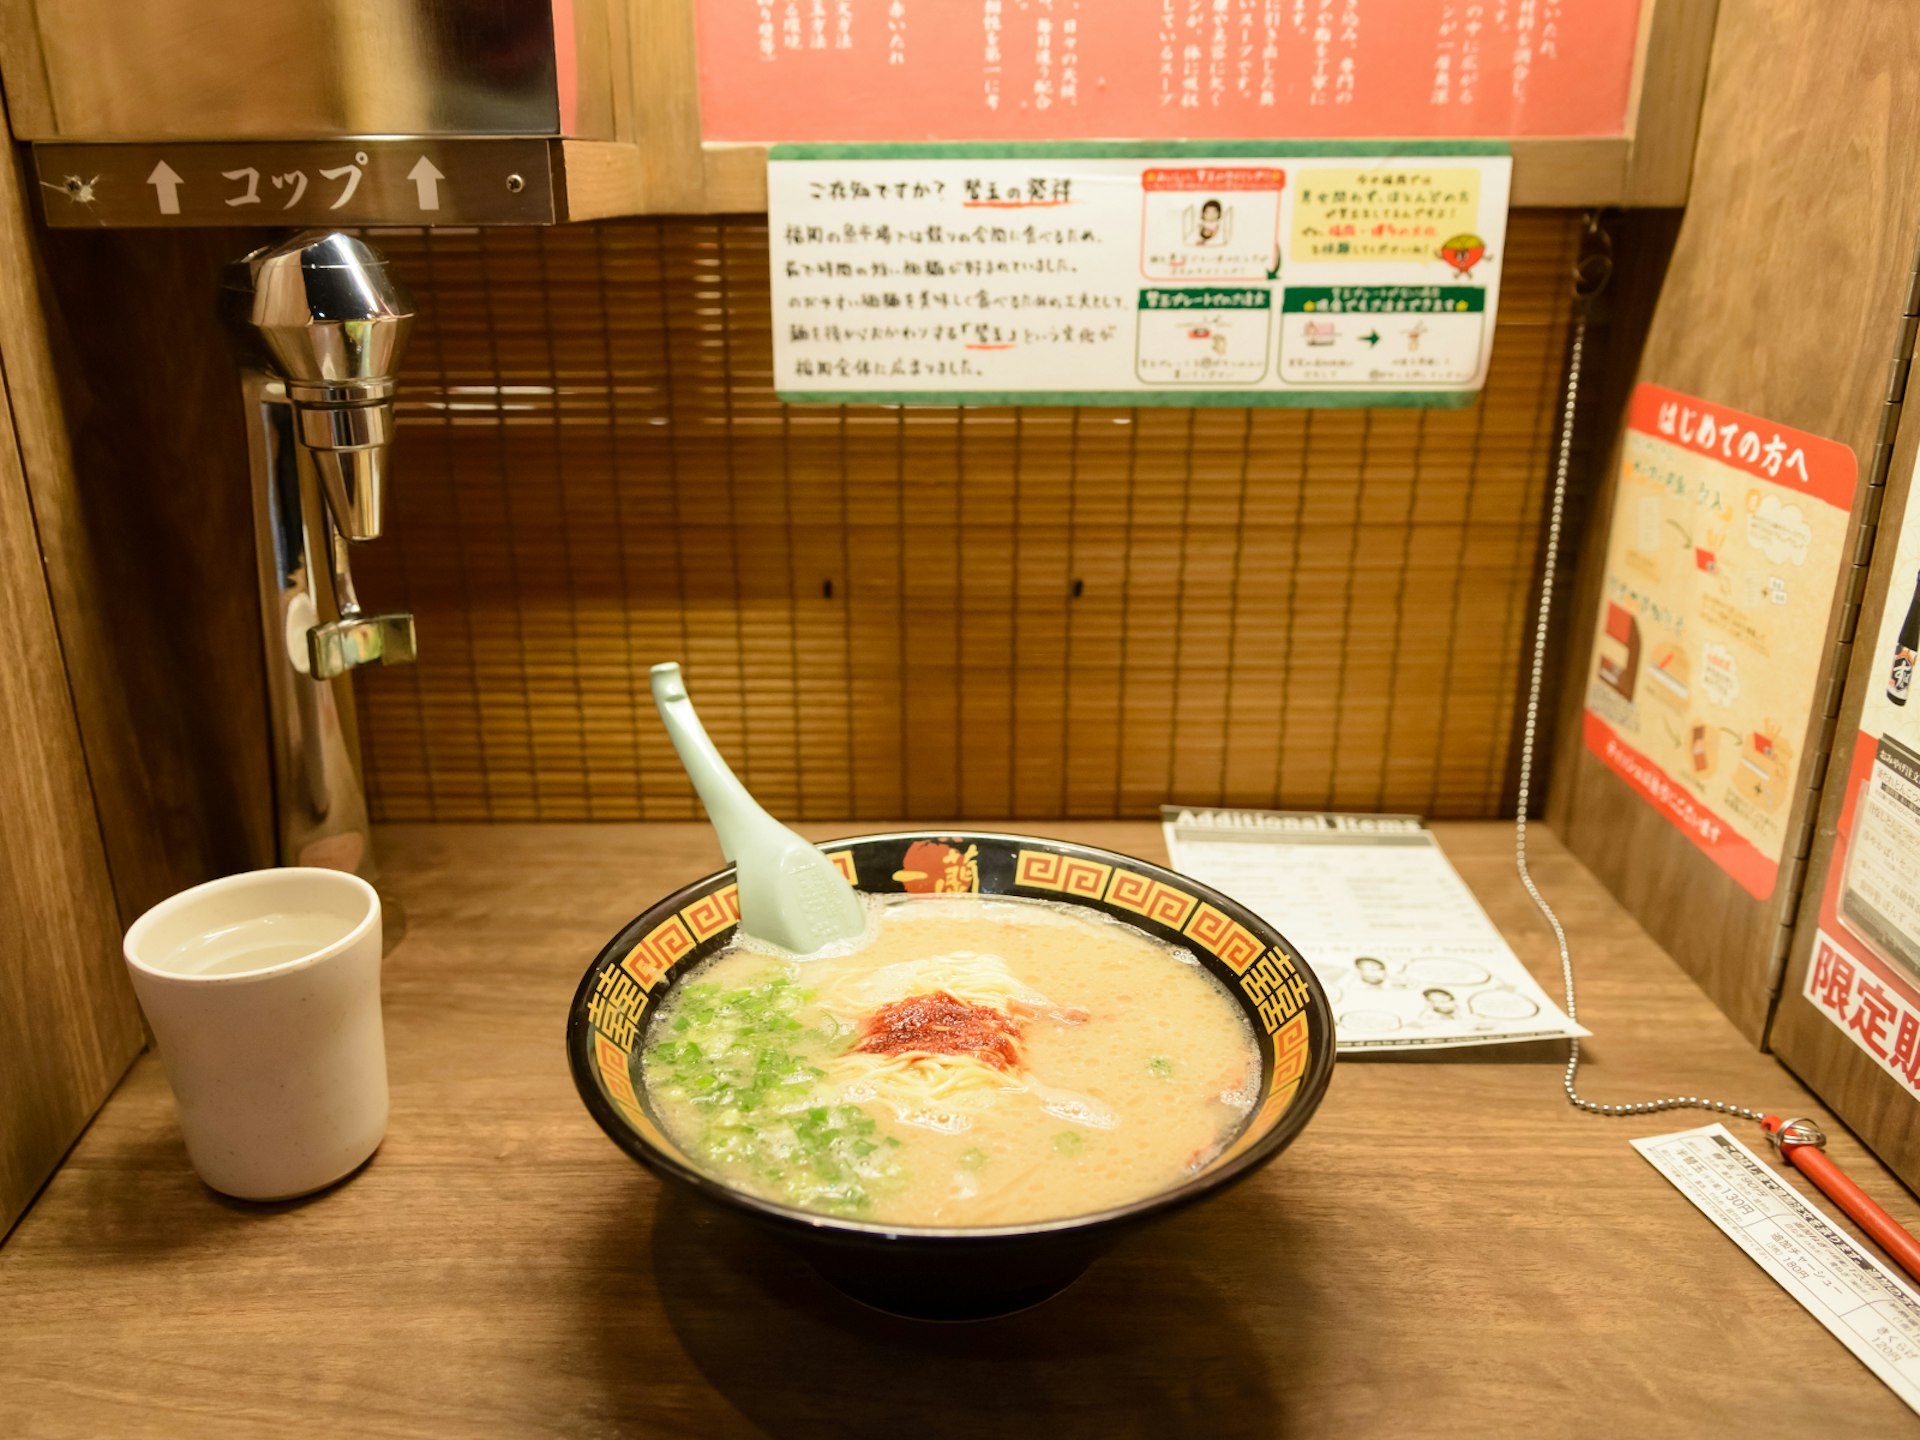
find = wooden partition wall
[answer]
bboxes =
[1548,0,1920,1044]
[350,211,1580,825]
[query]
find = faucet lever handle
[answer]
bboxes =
[308,613,416,680]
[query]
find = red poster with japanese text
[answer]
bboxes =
[1803,448,1920,1099]
[700,1,1643,143]
[1583,385,1858,900]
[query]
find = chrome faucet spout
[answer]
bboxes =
[224,232,419,872]
[224,231,413,540]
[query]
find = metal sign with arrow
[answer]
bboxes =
[145,161,183,215]
[407,157,446,212]
[33,139,555,227]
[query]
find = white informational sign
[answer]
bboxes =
[769,143,1512,407]
[1634,1124,1920,1416]
[1161,808,1584,1052]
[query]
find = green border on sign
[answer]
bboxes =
[770,140,1511,160]
[775,389,1477,410]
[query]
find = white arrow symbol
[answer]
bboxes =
[147,160,183,215]
[407,156,444,211]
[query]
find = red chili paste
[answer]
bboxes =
[850,990,1024,1071]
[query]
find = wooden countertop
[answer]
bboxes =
[3,821,1916,1437]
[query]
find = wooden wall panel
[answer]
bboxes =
[351,211,1579,824]
[0,342,144,1237]
[27,227,277,920]
[0,107,174,1236]
[1549,0,1920,1042]
[2,127,275,926]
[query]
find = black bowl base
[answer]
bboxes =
[811,1259,1088,1322]
[795,1233,1109,1322]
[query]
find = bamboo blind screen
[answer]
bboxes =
[352,210,1579,824]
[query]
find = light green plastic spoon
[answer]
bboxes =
[649,662,867,955]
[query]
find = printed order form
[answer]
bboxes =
[768,144,1511,406]
[1162,808,1584,1051]
[1635,1124,1920,1415]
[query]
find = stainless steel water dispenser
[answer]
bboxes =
[224,231,417,872]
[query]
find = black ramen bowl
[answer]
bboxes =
[567,831,1335,1321]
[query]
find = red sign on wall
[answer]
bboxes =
[699,1,1643,144]
[1583,385,1859,901]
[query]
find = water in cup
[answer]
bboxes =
[156,911,347,977]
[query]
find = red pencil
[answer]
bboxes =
[1763,1114,1920,1285]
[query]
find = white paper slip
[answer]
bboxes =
[1633,1123,1920,1415]
[1162,806,1585,1051]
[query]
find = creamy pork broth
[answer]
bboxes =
[640,893,1260,1226]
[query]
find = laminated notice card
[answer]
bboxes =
[1804,446,1920,1100]
[768,142,1511,407]
[1162,808,1584,1052]
[1583,384,1859,901]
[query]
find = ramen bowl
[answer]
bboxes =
[567,831,1335,1321]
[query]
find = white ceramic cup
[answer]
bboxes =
[122,867,388,1201]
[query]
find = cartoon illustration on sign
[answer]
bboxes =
[1184,197,1232,247]
[1646,642,1690,710]
[1733,721,1794,814]
[1142,167,1283,280]
[1184,324,1232,357]
[1597,603,1641,700]
[1136,287,1271,385]
[1688,721,1720,780]
[1439,232,1489,276]
[1694,524,1726,574]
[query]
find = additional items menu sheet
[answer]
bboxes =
[1161,807,1584,1051]
[768,143,1511,406]
[1634,1124,1920,1415]
[1582,384,1859,900]
[1804,444,1920,1099]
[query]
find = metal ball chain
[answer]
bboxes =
[1512,218,1765,1125]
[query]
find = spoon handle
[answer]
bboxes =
[649,663,772,863]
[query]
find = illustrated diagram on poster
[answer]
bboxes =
[1804,446,1920,1101]
[769,143,1511,406]
[1139,166,1282,279]
[1135,289,1270,385]
[699,2,1644,144]
[1162,808,1585,1052]
[1582,385,1859,900]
